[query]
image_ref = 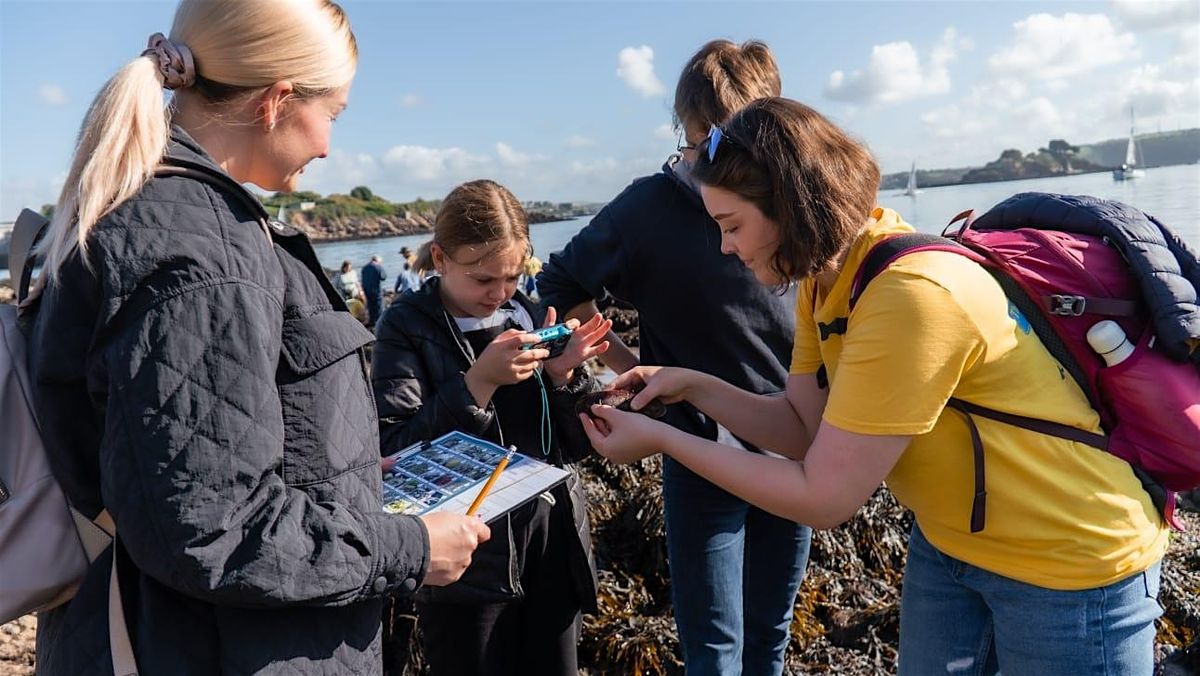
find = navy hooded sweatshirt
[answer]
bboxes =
[537,158,795,441]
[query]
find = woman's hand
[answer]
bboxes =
[542,307,612,386]
[578,405,674,464]
[610,365,699,410]
[464,329,548,407]
[419,512,492,586]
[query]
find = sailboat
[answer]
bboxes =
[1112,108,1146,181]
[902,160,920,196]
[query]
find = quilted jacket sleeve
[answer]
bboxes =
[99,278,428,607]
[371,308,495,455]
[548,366,600,464]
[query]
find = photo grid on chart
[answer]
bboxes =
[382,431,525,515]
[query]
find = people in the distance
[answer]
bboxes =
[582,97,1168,676]
[371,179,611,675]
[536,40,812,675]
[334,258,363,299]
[334,258,369,323]
[27,2,488,673]
[361,253,388,327]
[521,254,542,299]
[393,253,422,295]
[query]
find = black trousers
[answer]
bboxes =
[419,496,582,676]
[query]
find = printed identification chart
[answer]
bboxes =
[383,431,569,522]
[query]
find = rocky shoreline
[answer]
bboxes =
[283,210,573,243]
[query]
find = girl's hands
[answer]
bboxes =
[542,306,612,386]
[578,404,673,464]
[465,329,548,407]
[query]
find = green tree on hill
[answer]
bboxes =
[350,185,374,201]
[1044,139,1079,171]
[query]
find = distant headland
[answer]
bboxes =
[881,128,1200,190]
[256,186,603,242]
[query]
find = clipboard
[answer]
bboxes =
[382,431,569,523]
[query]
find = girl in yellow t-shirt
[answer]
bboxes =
[579,97,1167,675]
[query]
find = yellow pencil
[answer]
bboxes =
[466,447,516,516]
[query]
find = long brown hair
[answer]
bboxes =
[692,97,880,281]
[673,39,781,133]
[433,180,530,261]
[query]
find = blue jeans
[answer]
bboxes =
[663,456,812,676]
[900,523,1162,676]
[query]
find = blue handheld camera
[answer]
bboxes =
[523,323,573,358]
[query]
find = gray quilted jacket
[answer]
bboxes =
[28,128,429,675]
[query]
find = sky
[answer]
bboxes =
[1,0,1197,218]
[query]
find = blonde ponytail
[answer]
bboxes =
[40,56,170,281]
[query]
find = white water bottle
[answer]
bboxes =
[1086,320,1135,366]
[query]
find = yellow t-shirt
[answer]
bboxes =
[791,208,1167,590]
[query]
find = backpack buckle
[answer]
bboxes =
[1049,294,1087,316]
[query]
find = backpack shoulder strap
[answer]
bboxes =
[155,159,270,228]
[10,161,268,304]
[9,209,51,304]
[817,232,981,341]
[849,232,980,310]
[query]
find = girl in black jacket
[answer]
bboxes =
[371,179,610,676]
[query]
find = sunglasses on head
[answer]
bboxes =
[705,126,728,163]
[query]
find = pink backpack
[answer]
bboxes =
[845,193,1200,532]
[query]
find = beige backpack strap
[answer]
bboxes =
[79,508,137,676]
[69,507,114,562]
[109,547,138,676]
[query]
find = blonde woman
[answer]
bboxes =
[27,1,488,673]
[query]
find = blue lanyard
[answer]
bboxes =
[532,369,552,457]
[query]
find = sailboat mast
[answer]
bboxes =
[1126,107,1138,167]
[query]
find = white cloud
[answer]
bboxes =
[1111,0,1200,32]
[920,104,991,140]
[290,140,661,205]
[399,93,424,109]
[290,150,377,197]
[617,45,665,98]
[1117,64,1199,121]
[380,145,489,183]
[496,142,548,168]
[1013,97,1066,130]
[38,83,67,106]
[653,123,677,141]
[1168,24,1199,73]
[824,27,971,105]
[972,78,1029,104]
[564,135,595,149]
[988,13,1137,81]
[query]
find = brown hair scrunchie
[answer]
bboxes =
[141,33,195,90]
